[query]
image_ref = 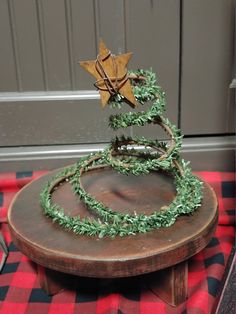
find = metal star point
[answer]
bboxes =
[80,39,137,107]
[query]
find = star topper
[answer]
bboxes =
[80,40,137,108]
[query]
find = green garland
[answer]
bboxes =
[40,69,203,238]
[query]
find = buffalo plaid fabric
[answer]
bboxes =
[0,171,235,314]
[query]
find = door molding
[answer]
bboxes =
[0,136,235,172]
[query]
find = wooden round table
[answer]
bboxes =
[8,167,218,306]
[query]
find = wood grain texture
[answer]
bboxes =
[37,265,65,295]
[8,167,218,278]
[37,261,189,306]
[147,260,188,306]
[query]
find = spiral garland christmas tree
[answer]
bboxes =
[40,40,203,238]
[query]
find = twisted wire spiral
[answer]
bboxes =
[40,69,203,238]
[94,51,129,96]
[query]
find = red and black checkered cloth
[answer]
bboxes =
[0,171,235,314]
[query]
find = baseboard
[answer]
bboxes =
[0,136,235,172]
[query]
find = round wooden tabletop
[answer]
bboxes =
[8,167,218,278]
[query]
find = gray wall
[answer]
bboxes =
[0,0,235,171]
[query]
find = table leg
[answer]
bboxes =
[147,260,188,306]
[37,265,70,295]
[37,261,188,305]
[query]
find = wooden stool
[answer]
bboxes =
[8,168,218,306]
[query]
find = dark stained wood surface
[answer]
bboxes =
[8,167,218,278]
[147,260,188,306]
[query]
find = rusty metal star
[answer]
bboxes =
[80,39,137,107]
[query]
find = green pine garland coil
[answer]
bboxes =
[40,69,203,238]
